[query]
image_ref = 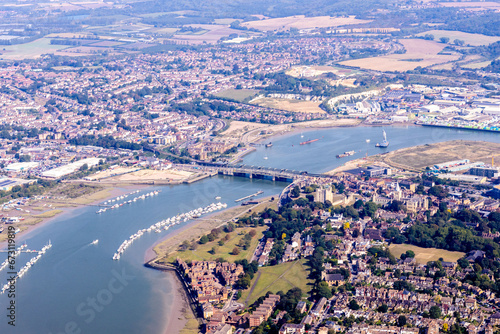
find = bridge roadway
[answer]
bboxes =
[183,162,330,182]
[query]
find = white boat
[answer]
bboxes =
[91,240,99,245]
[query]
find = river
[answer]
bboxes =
[1,125,499,334]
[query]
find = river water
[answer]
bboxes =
[1,125,499,334]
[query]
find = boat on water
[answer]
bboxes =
[375,130,389,148]
[91,239,99,245]
[336,150,355,158]
[215,196,221,200]
[300,138,319,145]
[265,142,273,148]
[263,156,268,160]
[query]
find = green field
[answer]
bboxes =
[389,244,465,264]
[240,259,313,306]
[0,38,68,60]
[166,225,268,263]
[214,88,259,102]
[416,30,500,46]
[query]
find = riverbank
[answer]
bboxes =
[146,195,279,262]
[0,183,145,245]
[146,195,279,334]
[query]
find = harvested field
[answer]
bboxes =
[389,244,465,264]
[340,39,460,72]
[416,30,500,46]
[462,60,492,69]
[242,15,371,32]
[90,41,124,47]
[253,97,326,114]
[382,140,500,170]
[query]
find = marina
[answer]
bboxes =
[96,190,161,214]
[3,126,500,333]
[0,241,52,294]
[112,202,228,260]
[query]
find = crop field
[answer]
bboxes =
[340,39,460,72]
[242,15,371,32]
[253,97,326,114]
[214,89,259,102]
[416,30,500,46]
[240,259,313,305]
[389,244,465,264]
[382,140,500,170]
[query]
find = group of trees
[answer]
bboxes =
[68,134,143,151]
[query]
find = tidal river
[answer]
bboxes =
[1,125,499,334]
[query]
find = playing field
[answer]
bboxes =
[340,39,460,72]
[253,97,326,114]
[389,244,465,264]
[242,15,371,32]
[240,259,313,305]
[416,30,500,46]
[214,89,259,102]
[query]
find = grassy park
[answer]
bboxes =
[389,243,465,264]
[239,259,313,305]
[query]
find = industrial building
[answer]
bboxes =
[41,158,102,179]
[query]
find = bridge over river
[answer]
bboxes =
[185,162,331,183]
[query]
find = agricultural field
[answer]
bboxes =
[252,97,326,114]
[169,24,255,45]
[389,244,465,264]
[165,225,268,263]
[416,30,500,46]
[242,15,371,32]
[340,39,460,72]
[382,140,500,171]
[438,1,500,10]
[214,89,259,102]
[0,38,68,60]
[462,60,492,69]
[240,259,313,305]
